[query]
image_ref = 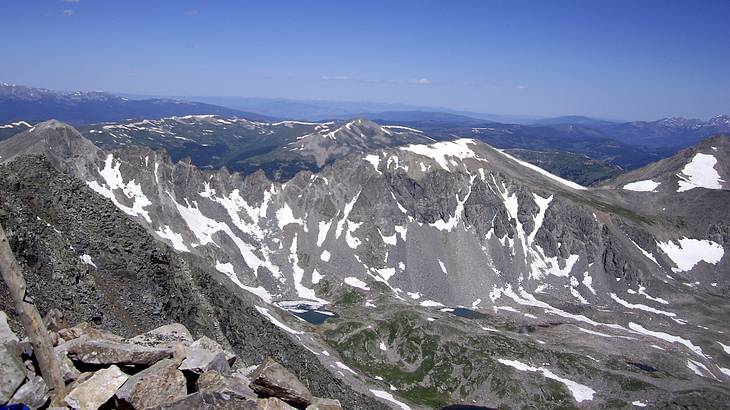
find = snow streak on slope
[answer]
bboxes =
[87,154,152,222]
[497,359,595,402]
[496,149,587,190]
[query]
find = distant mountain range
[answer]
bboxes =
[0,82,271,125]
[3,82,729,155]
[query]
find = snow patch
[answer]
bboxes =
[677,153,724,192]
[344,277,370,290]
[623,180,660,192]
[657,238,724,272]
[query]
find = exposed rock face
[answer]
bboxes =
[64,364,129,410]
[115,359,187,409]
[250,358,313,408]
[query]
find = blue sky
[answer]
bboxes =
[1,0,729,120]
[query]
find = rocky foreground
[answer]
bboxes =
[0,309,341,410]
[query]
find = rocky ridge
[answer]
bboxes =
[0,309,342,409]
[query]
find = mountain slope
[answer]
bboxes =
[602,134,729,194]
[1,122,729,408]
[0,82,270,125]
[0,154,388,409]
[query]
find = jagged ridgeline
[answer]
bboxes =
[0,120,729,409]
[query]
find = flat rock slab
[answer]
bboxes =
[250,358,313,408]
[115,358,187,409]
[127,323,193,349]
[65,364,129,410]
[179,347,230,375]
[0,343,25,403]
[62,338,173,366]
[148,391,258,410]
[9,375,49,409]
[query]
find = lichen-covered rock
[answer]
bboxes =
[61,337,173,366]
[250,358,313,408]
[115,358,187,409]
[65,365,129,410]
[0,343,25,404]
[8,375,49,409]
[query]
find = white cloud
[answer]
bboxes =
[409,78,431,85]
[62,9,74,16]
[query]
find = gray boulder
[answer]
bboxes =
[8,375,49,409]
[115,358,187,409]
[250,358,313,408]
[306,397,343,410]
[61,337,173,366]
[179,348,230,375]
[57,322,125,343]
[148,391,258,409]
[127,323,194,349]
[196,369,257,399]
[0,311,19,345]
[258,397,296,409]
[0,343,25,404]
[65,365,129,410]
[190,335,236,366]
[56,349,81,382]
